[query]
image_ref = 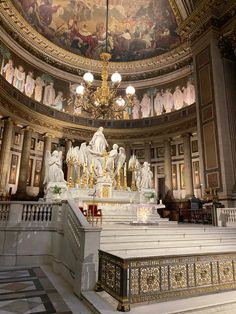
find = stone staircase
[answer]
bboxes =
[99,206,236,258]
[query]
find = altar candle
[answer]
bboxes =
[124,162,127,176]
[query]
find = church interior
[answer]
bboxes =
[0,0,236,313]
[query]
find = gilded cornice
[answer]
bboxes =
[0,78,197,141]
[178,0,236,41]
[0,0,191,79]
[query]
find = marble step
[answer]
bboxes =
[101,226,236,235]
[100,233,236,242]
[100,238,236,250]
[103,243,236,258]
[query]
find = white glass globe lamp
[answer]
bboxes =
[83,72,94,84]
[111,72,122,84]
[126,85,135,96]
[76,85,85,95]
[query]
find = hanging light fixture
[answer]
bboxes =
[75,0,135,119]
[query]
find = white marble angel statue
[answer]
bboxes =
[140,94,151,118]
[86,144,104,177]
[115,147,126,174]
[44,150,65,184]
[106,144,119,173]
[173,86,184,110]
[13,65,25,93]
[43,82,56,106]
[89,127,108,154]
[3,59,14,84]
[140,161,153,189]
[134,159,141,191]
[25,71,35,98]
[34,76,45,102]
[154,91,164,115]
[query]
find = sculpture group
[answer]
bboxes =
[44,127,153,196]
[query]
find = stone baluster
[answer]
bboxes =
[15,126,33,199]
[0,118,14,193]
[164,138,173,194]
[183,133,194,198]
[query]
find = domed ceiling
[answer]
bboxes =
[12,0,180,62]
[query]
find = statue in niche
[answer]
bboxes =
[132,96,140,119]
[34,76,45,102]
[13,65,25,93]
[89,127,108,154]
[53,91,65,111]
[3,59,14,84]
[106,144,119,173]
[43,82,56,106]
[163,88,173,113]
[173,86,184,110]
[183,80,196,106]
[140,161,153,189]
[140,93,151,118]
[154,91,164,115]
[44,150,65,184]
[25,71,35,98]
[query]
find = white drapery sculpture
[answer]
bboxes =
[44,150,65,184]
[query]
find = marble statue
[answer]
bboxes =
[13,65,25,93]
[43,82,56,106]
[44,150,65,184]
[106,144,119,173]
[34,77,45,102]
[140,94,151,118]
[154,91,164,115]
[116,147,126,172]
[3,59,14,84]
[25,71,35,98]
[132,96,140,119]
[53,91,65,110]
[163,89,173,113]
[86,144,104,177]
[183,80,196,105]
[173,86,184,110]
[89,127,108,154]
[140,161,153,189]
[134,159,141,191]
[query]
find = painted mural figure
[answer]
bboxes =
[154,91,164,115]
[53,91,65,111]
[13,65,25,93]
[163,88,173,113]
[34,76,45,102]
[173,86,184,110]
[183,80,196,106]
[3,59,14,84]
[132,96,140,119]
[25,71,35,97]
[140,94,151,118]
[43,82,56,106]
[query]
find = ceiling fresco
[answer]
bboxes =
[12,0,181,62]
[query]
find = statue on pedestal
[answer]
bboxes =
[140,94,151,118]
[140,162,153,189]
[89,127,108,154]
[44,150,65,184]
[3,59,14,84]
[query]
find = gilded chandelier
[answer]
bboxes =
[75,52,135,119]
[75,0,135,120]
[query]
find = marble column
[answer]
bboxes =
[38,133,52,197]
[164,138,173,194]
[0,118,14,193]
[124,142,132,187]
[144,142,151,163]
[183,133,194,198]
[64,138,73,178]
[15,127,33,199]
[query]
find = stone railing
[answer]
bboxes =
[217,208,236,227]
[0,199,101,296]
[97,250,236,312]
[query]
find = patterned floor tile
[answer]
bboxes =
[0,281,35,294]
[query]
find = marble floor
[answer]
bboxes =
[0,266,92,314]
